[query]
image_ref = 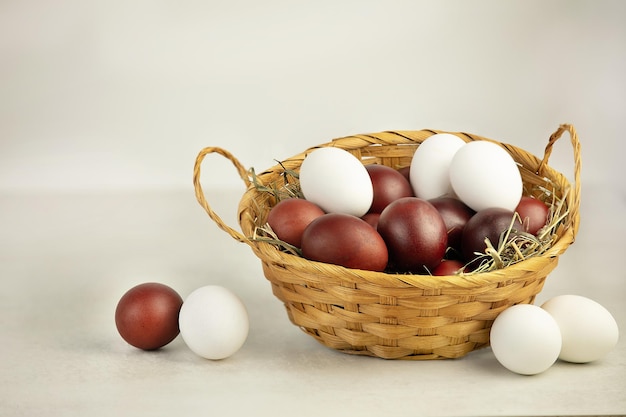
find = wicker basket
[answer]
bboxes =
[193,124,581,360]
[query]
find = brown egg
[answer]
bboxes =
[397,166,411,183]
[267,198,325,248]
[361,212,380,229]
[432,259,466,276]
[461,208,523,263]
[365,164,414,213]
[301,213,388,271]
[115,282,183,350]
[515,196,549,235]
[377,197,448,273]
[429,196,475,254]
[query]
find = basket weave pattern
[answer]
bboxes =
[194,125,581,360]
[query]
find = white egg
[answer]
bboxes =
[490,304,562,375]
[299,147,373,217]
[409,133,466,200]
[541,295,619,363]
[179,285,249,360]
[449,141,523,212]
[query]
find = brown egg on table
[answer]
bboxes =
[115,282,183,350]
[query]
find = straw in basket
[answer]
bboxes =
[193,124,581,360]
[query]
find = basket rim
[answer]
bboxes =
[243,226,569,290]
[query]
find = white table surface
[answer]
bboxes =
[1,185,624,417]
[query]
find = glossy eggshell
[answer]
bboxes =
[461,208,523,262]
[432,259,465,276]
[377,197,448,273]
[301,213,388,271]
[515,196,550,235]
[178,285,249,360]
[490,304,562,375]
[365,164,414,213]
[267,198,325,248]
[449,141,523,212]
[361,212,380,229]
[115,282,183,350]
[397,166,411,183]
[410,133,467,200]
[541,295,619,363]
[299,147,373,217]
[429,196,475,254]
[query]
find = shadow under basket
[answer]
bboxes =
[193,124,581,360]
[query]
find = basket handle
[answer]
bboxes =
[537,123,582,234]
[193,146,253,245]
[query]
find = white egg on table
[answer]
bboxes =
[449,141,523,212]
[179,285,249,360]
[490,304,562,375]
[409,133,466,200]
[541,294,619,363]
[299,147,373,217]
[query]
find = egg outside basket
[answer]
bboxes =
[193,124,581,360]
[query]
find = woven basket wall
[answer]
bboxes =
[194,124,581,360]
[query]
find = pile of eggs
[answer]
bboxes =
[115,283,249,360]
[267,133,549,274]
